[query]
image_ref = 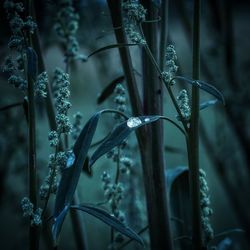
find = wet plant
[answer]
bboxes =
[0,0,248,250]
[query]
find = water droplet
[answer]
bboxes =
[127,117,142,128]
[144,118,150,122]
[66,151,75,168]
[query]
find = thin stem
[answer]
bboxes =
[117,225,149,250]
[188,0,203,249]
[138,24,189,132]
[111,146,121,246]
[27,64,39,250]
[159,0,169,71]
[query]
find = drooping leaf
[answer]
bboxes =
[52,112,101,243]
[174,76,225,104]
[164,145,186,155]
[26,47,38,81]
[0,101,23,112]
[71,204,144,245]
[200,99,218,110]
[165,166,188,195]
[89,116,161,167]
[82,156,92,177]
[97,75,125,104]
[87,43,138,59]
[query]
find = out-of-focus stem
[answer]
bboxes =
[188,0,203,249]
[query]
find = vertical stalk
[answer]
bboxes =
[188,0,203,249]
[107,1,173,249]
[140,1,173,249]
[159,0,169,71]
[27,67,39,250]
[26,1,39,249]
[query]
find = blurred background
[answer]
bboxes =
[0,0,249,249]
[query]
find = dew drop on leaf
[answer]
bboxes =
[66,151,75,168]
[144,118,150,122]
[126,117,142,128]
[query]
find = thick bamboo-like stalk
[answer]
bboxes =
[188,0,203,249]
[107,1,173,249]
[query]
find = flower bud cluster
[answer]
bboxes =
[177,89,191,121]
[54,0,82,60]
[3,0,37,94]
[161,45,178,85]
[35,72,48,98]
[199,169,214,243]
[53,68,72,134]
[114,84,127,115]
[123,0,147,23]
[122,1,146,45]
[21,197,42,226]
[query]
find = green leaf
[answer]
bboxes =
[26,47,38,81]
[173,76,225,104]
[165,166,188,195]
[71,204,144,246]
[52,112,101,244]
[97,75,125,104]
[87,43,138,58]
[89,116,161,167]
[200,99,218,110]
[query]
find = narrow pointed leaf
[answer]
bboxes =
[0,101,23,112]
[165,166,188,195]
[82,156,92,177]
[174,76,225,104]
[53,112,101,243]
[89,116,161,167]
[71,204,144,245]
[87,43,138,58]
[200,99,218,110]
[97,75,125,104]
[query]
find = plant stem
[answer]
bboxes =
[159,0,169,71]
[138,24,189,132]
[27,65,39,250]
[188,0,203,249]
[140,1,173,249]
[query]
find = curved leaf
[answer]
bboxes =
[87,43,138,58]
[165,166,188,195]
[200,99,218,110]
[71,204,144,246]
[174,76,225,104]
[89,116,161,167]
[52,112,101,243]
[97,75,125,104]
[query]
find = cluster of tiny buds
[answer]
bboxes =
[48,130,59,147]
[53,68,72,134]
[21,197,42,226]
[4,0,37,50]
[35,72,48,98]
[177,89,191,121]
[114,83,127,115]
[161,45,178,85]
[71,112,83,140]
[123,0,147,23]
[123,1,146,45]
[199,169,214,242]
[54,0,83,59]
[101,172,124,208]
